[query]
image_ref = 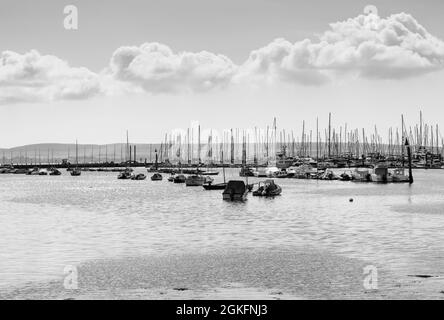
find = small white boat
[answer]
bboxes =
[275,170,288,178]
[27,167,40,175]
[352,168,371,182]
[117,169,132,180]
[370,164,392,182]
[131,173,147,180]
[253,166,279,177]
[204,176,214,184]
[391,168,410,183]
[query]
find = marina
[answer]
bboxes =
[0,113,436,187]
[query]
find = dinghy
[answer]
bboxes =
[151,173,163,181]
[173,174,186,183]
[131,173,147,180]
[185,174,205,186]
[252,179,282,197]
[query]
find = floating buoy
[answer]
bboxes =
[349,198,354,202]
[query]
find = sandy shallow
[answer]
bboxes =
[2,248,443,300]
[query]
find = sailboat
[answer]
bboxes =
[203,149,227,190]
[186,133,210,186]
[70,140,81,176]
[150,150,163,181]
[118,130,132,179]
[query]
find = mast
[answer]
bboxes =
[266,125,269,162]
[316,117,319,176]
[230,128,234,165]
[420,110,423,148]
[273,117,277,162]
[301,120,305,157]
[197,125,201,165]
[221,149,226,183]
[126,130,129,164]
[75,139,78,166]
[405,138,414,184]
[187,128,190,164]
[328,112,331,158]
[401,115,405,167]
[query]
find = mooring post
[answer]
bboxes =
[405,138,414,184]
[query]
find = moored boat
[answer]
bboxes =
[203,182,227,190]
[275,170,288,178]
[117,169,132,180]
[391,168,410,183]
[222,180,249,201]
[204,176,214,184]
[0,167,10,174]
[49,168,62,176]
[254,166,279,177]
[252,179,282,197]
[352,168,371,182]
[185,174,205,186]
[201,171,219,176]
[370,163,392,182]
[70,168,81,176]
[151,173,163,181]
[131,173,147,180]
[14,168,28,174]
[239,166,255,177]
[71,139,81,176]
[340,170,353,181]
[173,174,186,183]
[319,169,340,180]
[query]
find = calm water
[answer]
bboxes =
[1,168,444,299]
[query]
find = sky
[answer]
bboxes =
[1,0,444,147]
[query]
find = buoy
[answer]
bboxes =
[349,198,354,202]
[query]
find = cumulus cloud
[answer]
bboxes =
[107,42,237,93]
[2,11,444,104]
[238,12,444,85]
[0,50,101,104]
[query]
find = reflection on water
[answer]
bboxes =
[0,168,444,298]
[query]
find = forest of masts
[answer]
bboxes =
[1,112,442,166]
[155,111,442,165]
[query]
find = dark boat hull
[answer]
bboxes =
[203,183,227,190]
[201,172,219,176]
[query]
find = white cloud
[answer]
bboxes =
[107,42,237,93]
[238,12,444,85]
[0,50,101,104]
[2,12,444,104]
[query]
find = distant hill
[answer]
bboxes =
[0,143,163,165]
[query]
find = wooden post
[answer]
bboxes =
[405,138,414,184]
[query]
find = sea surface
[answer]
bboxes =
[0,168,444,299]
